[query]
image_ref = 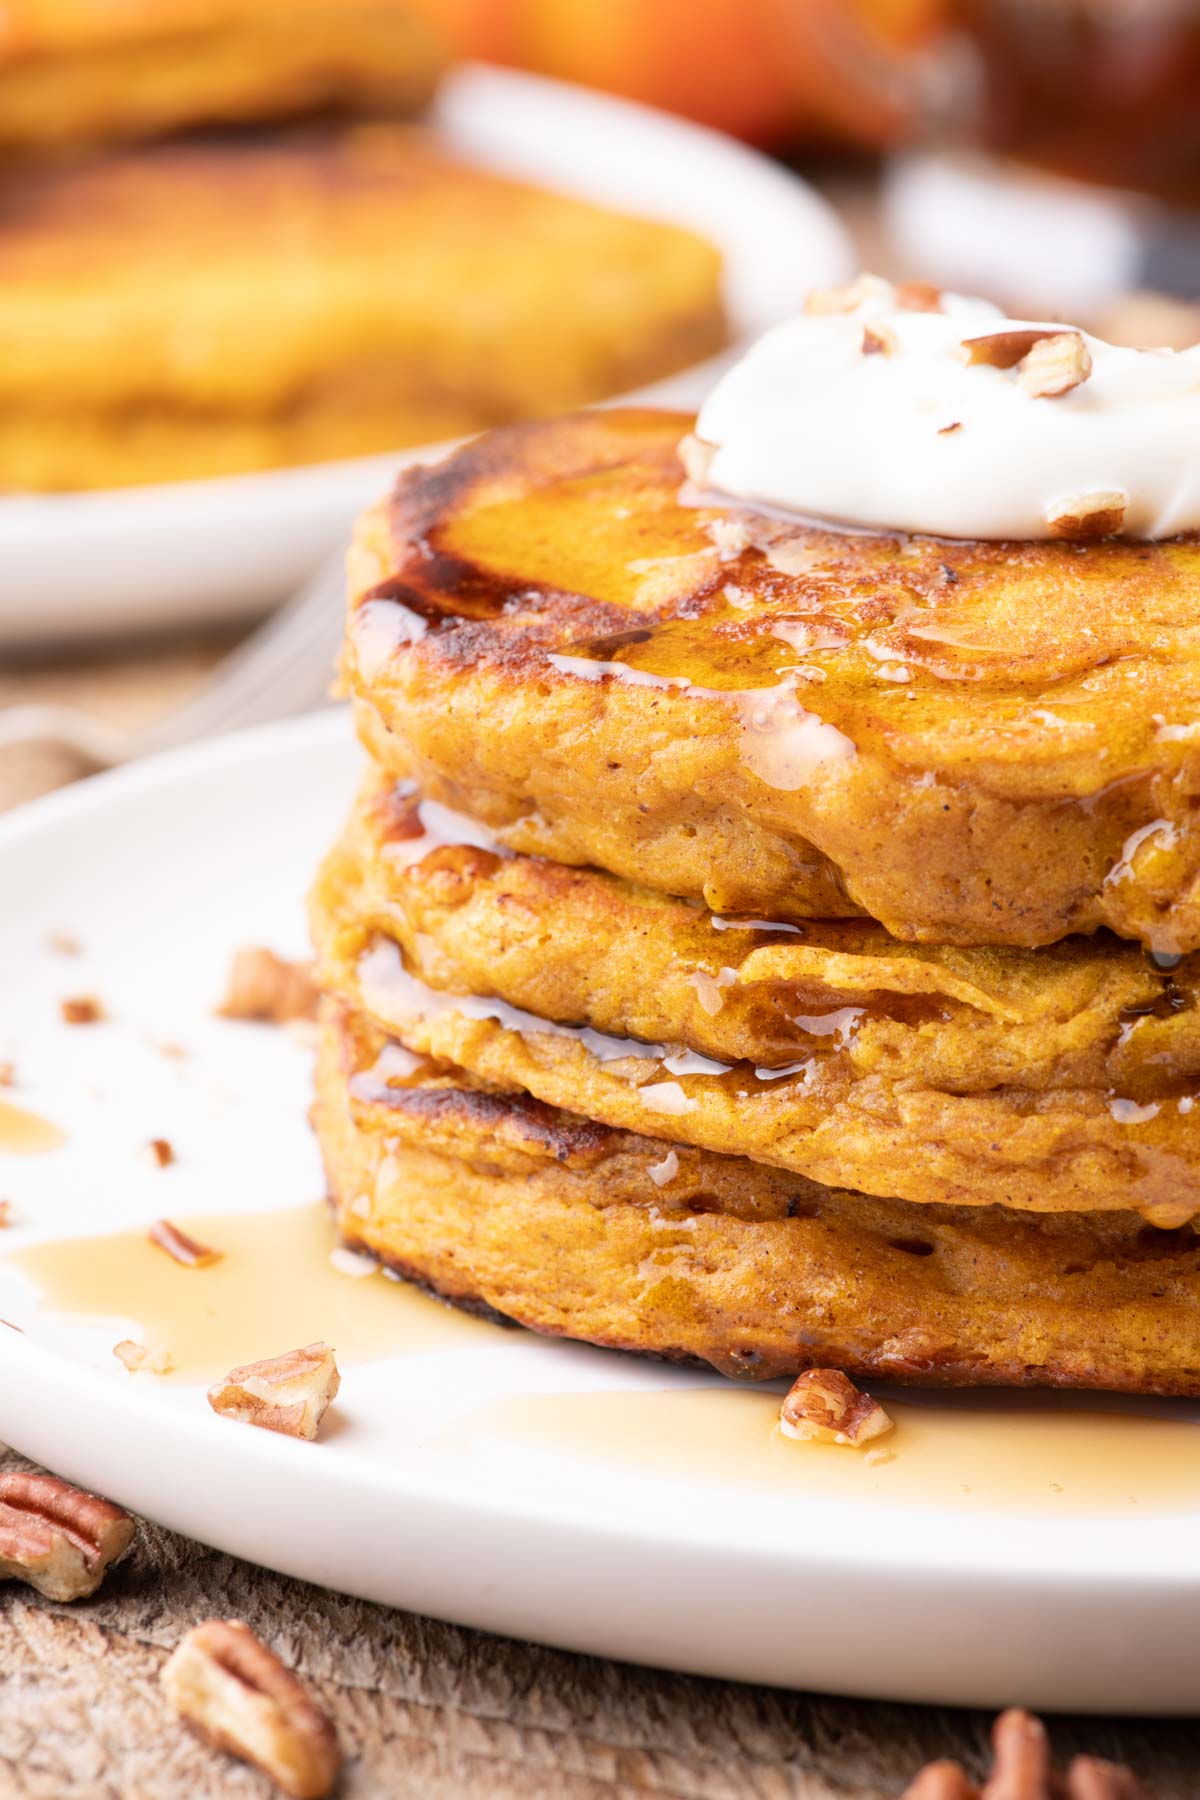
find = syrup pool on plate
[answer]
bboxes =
[457,1385,1200,1519]
[5,1200,498,1383]
[8,1198,1199,1519]
[0,1097,66,1155]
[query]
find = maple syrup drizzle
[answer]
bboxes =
[0,1098,66,1155]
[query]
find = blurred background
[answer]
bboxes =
[3,0,1199,806]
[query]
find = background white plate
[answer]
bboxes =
[0,65,851,649]
[1,710,1199,1714]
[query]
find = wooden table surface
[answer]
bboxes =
[2,1433,1197,1799]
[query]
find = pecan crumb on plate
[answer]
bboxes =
[59,995,105,1025]
[113,1339,173,1375]
[779,1368,894,1447]
[148,1218,222,1268]
[208,1343,340,1441]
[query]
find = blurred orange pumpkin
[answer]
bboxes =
[406,0,944,147]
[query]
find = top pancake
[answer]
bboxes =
[346,408,1200,953]
[0,1,442,153]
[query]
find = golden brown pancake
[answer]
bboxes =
[345,408,1200,955]
[0,137,725,490]
[0,1,442,153]
[310,780,1200,1225]
[315,1000,1200,1394]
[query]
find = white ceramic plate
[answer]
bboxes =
[0,65,851,649]
[2,710,1199,1714]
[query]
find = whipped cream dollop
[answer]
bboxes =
[692,276,1200,541]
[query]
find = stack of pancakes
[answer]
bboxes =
[310,407,1200,1395]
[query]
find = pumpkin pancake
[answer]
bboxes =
[0,0,442,153]
[345,408,1200,955]
[314,1000,1200,1394]
[0,137,725,490]
[310,779,1200,1225]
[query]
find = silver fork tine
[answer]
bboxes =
[134,553,346,758]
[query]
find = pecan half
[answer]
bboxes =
[208,1343,340,1441]
[218,948,318,1024]
[162,1619,340,1800]
[0,1471,134,1600]
[1045,490,1126,540]
[1019,329,1093,398]
[779,1369,894,1446]
[901,1709,1150,1799]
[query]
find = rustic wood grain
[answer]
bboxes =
[1,1444,1196,1799]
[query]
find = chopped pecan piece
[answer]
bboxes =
[148,1218,222,1268]
[779,1368,893,1446]
[114,1339,173,1375]
[60,995,104,1025]
[0,1061,14,1087]
[144,1137,175,1169]
[862,322,898,356]
[963,327,1060,369]
[896,280,943,312]
[1018,330,1093,398]
[1045,490,1127,540]
[805,272,893,314]
[902,1709,1151,1799]
[0,1471,134,1600]
[218,948,317,1024]
[207,1343,340,1441]
[162,1619,340,1800]
[0,1201,11,1227]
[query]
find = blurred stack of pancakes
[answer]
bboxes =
[0,3,725,491]
[310,407,1200,1395]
